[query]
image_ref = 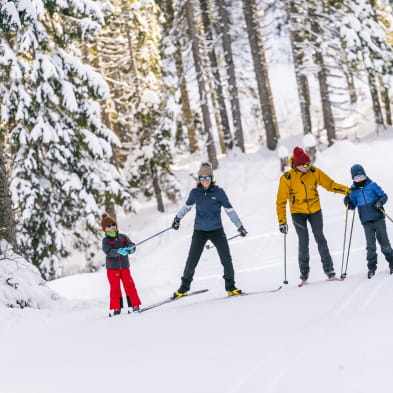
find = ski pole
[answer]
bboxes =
[342,209,356,278]
[205,234,241,250]
[135,227,173,247]
[283,233,288,285]
[380,209,393,223]
[340,204,349,279]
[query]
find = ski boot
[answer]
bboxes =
[327,271,336,280]
[367,270,375,279]
[390,263,393,275]
[171,290,189,300]
[109,309,121,317]
[227,288,243,296]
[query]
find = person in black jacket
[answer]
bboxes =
[101,214,141,316]
[344,164,393,278]
[171,162,248,298]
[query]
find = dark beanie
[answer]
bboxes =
[351,164,366,179]
[292,147,311,167]
[198,162,213,177]
[101,213,116,232]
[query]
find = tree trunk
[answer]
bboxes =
[185,0,218,168]
[0,145,16,250]
[309,8,336,145]
[367,70,384,132]
[216,0,245,152]
[165,0,199,153]
[286,0,312,136]
[381,86,392,126]
[242,0,279,150]
[151,164,164,212]
[200,0,232,151]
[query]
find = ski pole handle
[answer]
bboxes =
[135,227,173,247]
[206,234,241,250]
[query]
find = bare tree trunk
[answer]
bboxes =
[0,145,16,250]
[309,8,336,145]
[165,0,199,153]
[287,0,312,136]
[185,0,218,168]
[200,0,233,151]
[242,0,279,150]
[122,0,141,102]
[381,86,392,126]
[216,0,245,152]
[367,70,384,132]
[151,164,164,212]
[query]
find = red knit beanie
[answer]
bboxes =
[292,147,311,167]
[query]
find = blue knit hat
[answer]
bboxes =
[351,164,366,179]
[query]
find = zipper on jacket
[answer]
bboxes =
[301,179,311,213]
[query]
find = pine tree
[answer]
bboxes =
[0,0,130,279]
[122,0,181,212]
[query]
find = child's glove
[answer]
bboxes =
[117,248,129,256]
[344,195,350,206]
[127,246,136,254]
[279,223,288,234]
[375,201,383,210]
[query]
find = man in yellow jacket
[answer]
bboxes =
[276,147,349,282]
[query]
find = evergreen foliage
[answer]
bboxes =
[0,0,130,279]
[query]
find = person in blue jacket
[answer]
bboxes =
[344,164,393,278]
[171,162,248,298]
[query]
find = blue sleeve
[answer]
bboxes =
[218,188,233,209]
[219,188,243,228]
[373,182,387,204]
[176,189,196,219]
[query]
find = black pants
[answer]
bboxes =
[363,218,393,271]
[179,228,236,292]
[291,210,334,277]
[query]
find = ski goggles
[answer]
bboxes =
[199,176,212,181]
[353,174,365,180]
[302,163,311,168]
[105,223,117,228]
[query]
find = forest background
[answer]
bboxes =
[1,0,393,296]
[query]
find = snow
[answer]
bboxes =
[1,135,393,392]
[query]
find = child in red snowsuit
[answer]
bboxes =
[101,214,141,316]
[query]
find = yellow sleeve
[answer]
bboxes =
[276,175,289,224]
[316,168,350,195]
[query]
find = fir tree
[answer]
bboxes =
[0,0,130,279]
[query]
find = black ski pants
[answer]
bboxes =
[179,228,236,292]
[291,209,334,277]
[363,218,393,271]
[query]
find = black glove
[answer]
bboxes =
[172,216,181,230]
[279,223,288,234]
[375,201,383,210]
[238,225,248,237]
[344,195,350,207]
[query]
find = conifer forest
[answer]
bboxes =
[1,0,393,279]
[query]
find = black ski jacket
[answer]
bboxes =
[102,232,135,270]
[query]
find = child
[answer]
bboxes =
[101,214,142,316]
[344,164,393,278]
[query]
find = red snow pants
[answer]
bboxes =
[107,268,141,310]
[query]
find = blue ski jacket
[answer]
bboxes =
[346,178,387,224]
[176,185,243,231]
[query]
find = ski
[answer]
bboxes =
[210,286,283,302]
[238,286,282,296]
[298,277,343,287]
[140,289,209,313]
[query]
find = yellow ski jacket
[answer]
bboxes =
[276,166,349,225]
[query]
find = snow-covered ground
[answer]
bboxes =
[1,135,393,393]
